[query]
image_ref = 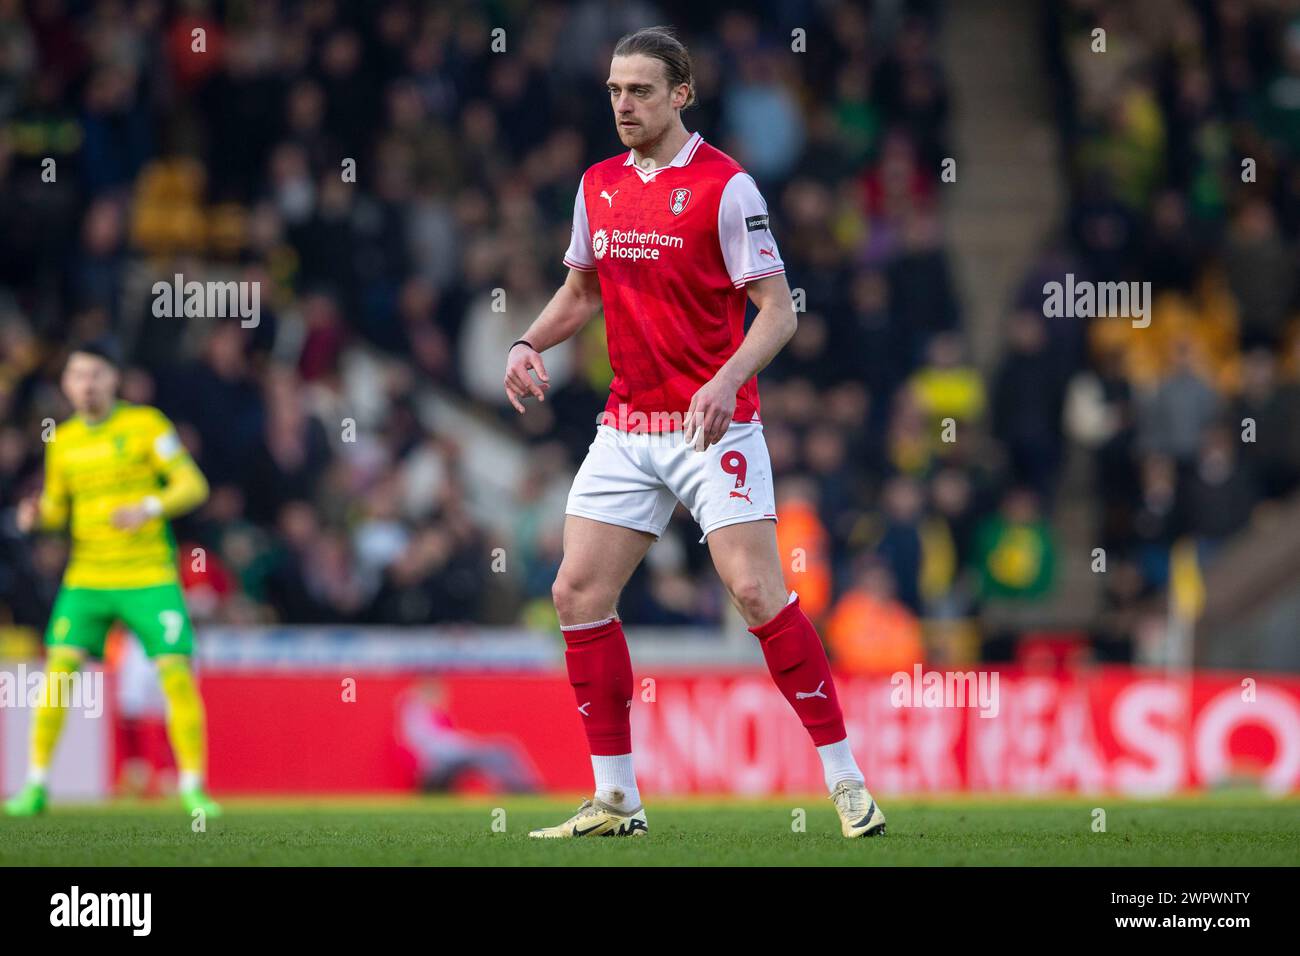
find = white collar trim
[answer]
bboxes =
[623,131,703,173]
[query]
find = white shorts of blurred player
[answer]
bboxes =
[566,421,777,544]
[118,635,167,719]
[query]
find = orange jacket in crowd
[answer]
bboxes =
[775,499,832,622]
[825,590,925,675]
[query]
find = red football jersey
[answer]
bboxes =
[564,131,785,433]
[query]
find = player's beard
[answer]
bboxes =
[617,122,644,148]
[620,117,665,156]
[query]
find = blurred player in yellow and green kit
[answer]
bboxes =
[4,339,220,818]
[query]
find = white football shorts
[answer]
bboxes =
[565,421,778,543]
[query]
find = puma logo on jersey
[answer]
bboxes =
[600,189,619,207]
[729,488,753,504]
[578,702,591,716]
[795,681,827,700]
[759,246,776,260]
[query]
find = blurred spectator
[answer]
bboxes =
[1224,199,1296,349]
[1183,424,1260,556]
[1128,453,1181,591]
[908,331,985,447]
[826,556,924,674]
[991,312,1065,500]
[973,487,1056,602]
[1135,340,1220,466]
[774,478,832,624]
[869,474,926,614]
[246,364,332,524]
[1232,346,1300,498]
[157,322,264,487]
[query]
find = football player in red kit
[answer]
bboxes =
[505,26,885,839]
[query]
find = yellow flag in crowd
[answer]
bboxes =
[1170,536,1206,622]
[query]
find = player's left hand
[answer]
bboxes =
[684,377,737,451]
[110,503,152,530]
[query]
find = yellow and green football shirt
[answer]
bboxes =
[38,402,209,589]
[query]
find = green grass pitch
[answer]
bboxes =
[1,794,1295,866]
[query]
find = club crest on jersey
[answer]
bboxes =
[669,188,691,215]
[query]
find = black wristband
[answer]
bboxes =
[509,339,535,353]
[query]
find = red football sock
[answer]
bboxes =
[561,617,633,756]
[749,593,848,746]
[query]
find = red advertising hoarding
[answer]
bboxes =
[199,667,1300,796]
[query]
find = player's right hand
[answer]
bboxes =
[505,343,550,413]
[15,496,39,533]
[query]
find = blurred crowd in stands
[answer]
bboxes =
[1046,0,1300,657]
[0,0,1297,670]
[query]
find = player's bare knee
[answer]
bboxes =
[551,574,616,626]
[550,574,578,614]
[728,576,786,627]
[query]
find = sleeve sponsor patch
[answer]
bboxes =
[154,430,181,461]
[745,215,770,232]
